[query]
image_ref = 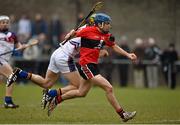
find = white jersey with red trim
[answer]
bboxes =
[59,37,81,58]
[0,31,16,61]
[48,37,81,73]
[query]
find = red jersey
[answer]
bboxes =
[76,26,115,65]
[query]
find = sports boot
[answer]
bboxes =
[6,68,21,87]
[122,111,136,122]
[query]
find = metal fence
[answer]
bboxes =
[11,58,180,89]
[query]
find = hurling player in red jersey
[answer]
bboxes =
[6,14,108,110]
[0,15,28,108]
[45,13,137,122]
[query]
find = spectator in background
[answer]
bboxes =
[144,37,161,88]
[9,14,18,34]
[101,47,115,85]
[115,36,130,87]
[31,13,49,57]
[31,13,48,37]
[49,14,64,49]
[30,13,49,77]
[133,38,145,88]
[9,14,23,57]
[17,14,31,44]
[76,12,84,27]
[161,43,178,89]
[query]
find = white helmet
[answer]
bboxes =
[0,15,10,21]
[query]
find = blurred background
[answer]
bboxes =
[0,0,180,89]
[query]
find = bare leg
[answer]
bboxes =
[61,71,81,94]
[60,84,78,94]
[0,63,14,97]
[31,70,81,93]
[30,70,59,89]
[0,63,19,108]
[91,74,122,111]
[61,78,92,100]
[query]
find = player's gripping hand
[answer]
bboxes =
[99,49,109,57]
[64,29,76,40]
[127,53,137,62]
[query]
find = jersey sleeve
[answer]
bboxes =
[105,34,115,47]
[6,32,18,44]
[76,28,85,37]
[11,32,18,44]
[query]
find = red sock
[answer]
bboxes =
[116,108,125,119]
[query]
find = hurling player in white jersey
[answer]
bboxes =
[0,15,27,108]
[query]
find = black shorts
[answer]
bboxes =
[76,63,100,80]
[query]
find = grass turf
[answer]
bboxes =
[0,83,180,124]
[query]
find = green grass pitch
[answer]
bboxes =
[0,83,180,124]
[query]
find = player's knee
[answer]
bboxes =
[106,85,113,94]
[43,82,54,88]
[78,91,87,97]
[72,85,78,90]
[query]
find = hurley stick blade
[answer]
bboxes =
[92,1,103,12]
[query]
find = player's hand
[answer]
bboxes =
[64,29,76,40]
[127,53,137,62]
[99,49,109,57]
[18,44,27,50]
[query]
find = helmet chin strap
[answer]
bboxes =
[99,22,109,34]
[100,22,104,29]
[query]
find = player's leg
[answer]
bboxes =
[45,53,83,95]
[0,62,19,108]
[41,70,80,108]
[30,69,60,88]
[61,76,92,100]
[47,63,92,101]
[91,74,122,109]
[7,67,59,88]
[7,67,61,110]
[46,71,88,102]
[7,50,64,88]
[46,64,100,116]
[47,75,92,116]
[91,74,136,122]
[60,71,81,94]
[42,71,81,103]
[42,58,84,111]
[42,71,82,110]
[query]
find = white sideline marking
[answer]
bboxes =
[153,119,180,123]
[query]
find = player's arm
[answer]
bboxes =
[8,33,28,50]
[106,35,137,61]
[111,44,137,61]
[64,29,76,40]
[64,25,87,41]
[15,42,26,50]
[99,49,109,57]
